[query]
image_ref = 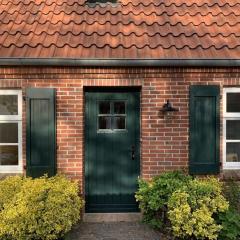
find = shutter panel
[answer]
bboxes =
[26,88,56,178]
[189,85,220,175]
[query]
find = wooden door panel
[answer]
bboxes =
[85,90,140,213]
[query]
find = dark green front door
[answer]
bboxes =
[85,89,140,213]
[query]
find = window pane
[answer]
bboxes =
[99,101,110,114]
[98,116,111,130]
[0,146,18,165]
[113,116,126,129]
[114,102,125,114]
[226,143,240,162]
[0,95,18,115]
[227,120,240,140]
[227,93,240,112]
[0,123,18,143]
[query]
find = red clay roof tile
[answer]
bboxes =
[0,0,239,59]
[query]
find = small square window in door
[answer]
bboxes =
[99,101,110,114]
[113,116,126,130]
[97,100,126,131]
[114,102,125,114]
[113,101,126,130]
[98,116,111,130]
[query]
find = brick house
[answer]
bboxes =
[0,0,240,213]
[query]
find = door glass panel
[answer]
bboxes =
[0,123,18,143]
[227,93,240,112]
[99,101,110,114]
[98,116,111,130]
[113,116,126,130]
[227,120,240,140]
[226,142,240,162]
[114,102,125,114]
[0,146,18,165]
[0,95,18,115]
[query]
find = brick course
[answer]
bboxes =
[1,66,240,191]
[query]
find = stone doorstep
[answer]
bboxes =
[83,213,142,222]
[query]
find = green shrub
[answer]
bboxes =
[223,180,240,213]
[0,175,23,211]
[135,171,192,229]
[218,209,240,240]
[0,175,84,240]
[168,177,228,240]
[217,180,240,240]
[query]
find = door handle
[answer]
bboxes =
[131,145,135,160]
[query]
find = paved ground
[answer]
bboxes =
[65,222,162,240]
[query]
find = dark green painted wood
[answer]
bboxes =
[189,85,220,175]
[85,89,140,213]
[26,88,56,178]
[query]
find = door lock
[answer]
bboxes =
[131,145,135,160]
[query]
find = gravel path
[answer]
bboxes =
[65,222,162,240]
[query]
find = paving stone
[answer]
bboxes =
[65,222,162,240]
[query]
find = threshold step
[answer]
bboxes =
[83,213,142,222]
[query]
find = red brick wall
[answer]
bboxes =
[1,66,240,190]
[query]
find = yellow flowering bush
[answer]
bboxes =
[135,171,192,228]
[0,175,84,240]
[0,175,23,210]
[168,178,229,240]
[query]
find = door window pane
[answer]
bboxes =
[0,95,18,115]
[0,123,18,143]
[0,146,18,165]
[114,102,125,114]
[227,93,240,113]
[99,101,110,114]
[226,143,240,162]
[98,116,111,130]
[113,116,126,130]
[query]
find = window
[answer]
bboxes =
[98,100,126,132]
[223,88,240,169]
[86,0,118,5]
[0,90,22,173]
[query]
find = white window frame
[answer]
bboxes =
[223,88,240,169]
[0,90,22,173]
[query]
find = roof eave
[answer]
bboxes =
[0,58,240,67]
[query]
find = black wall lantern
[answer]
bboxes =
[160,100,178,118]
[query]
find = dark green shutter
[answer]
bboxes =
[26,88,56,178]
[189,85,220,175]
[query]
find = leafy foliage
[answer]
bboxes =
[0,175,84,240]
[218,209,240,240]
[168,178,229,240]
[217,180,240,240]
[223,180,240,212]
[135,171,192,229]
[136,172,233,240]
[0,175,23,211]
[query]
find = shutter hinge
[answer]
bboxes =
[23,96,29,101]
